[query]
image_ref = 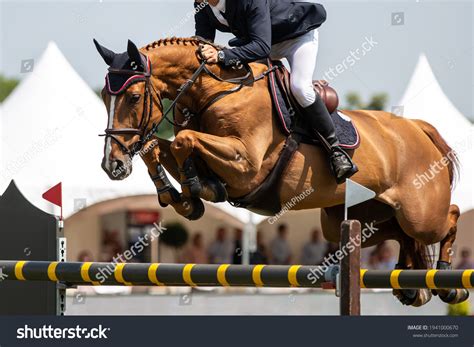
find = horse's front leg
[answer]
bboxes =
[170,130,262,199]
[141,139,205,220]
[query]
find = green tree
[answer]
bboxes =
[156,99,175,139]
[343,92,388,111]
[0,74,20,102]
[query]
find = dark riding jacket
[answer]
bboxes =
[194,0,327,67]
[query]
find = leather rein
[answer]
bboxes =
[101,53,256,158]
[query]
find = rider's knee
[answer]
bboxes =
[290,79,315,107]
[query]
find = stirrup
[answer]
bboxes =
[330,148,359,184]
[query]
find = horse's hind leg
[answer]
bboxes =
[433,205,470,304]
[393,229,433,307]
[322,203,431,306]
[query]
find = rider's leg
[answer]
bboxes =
[273,30,358,183]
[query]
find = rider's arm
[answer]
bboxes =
[221,0,272,66]
[194,2,216,42]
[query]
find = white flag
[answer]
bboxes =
[345,179,376,209]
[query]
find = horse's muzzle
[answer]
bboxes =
[102,157,132,181]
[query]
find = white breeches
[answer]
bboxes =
[270,29,319,108]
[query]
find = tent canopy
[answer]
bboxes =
[399,54,474,212]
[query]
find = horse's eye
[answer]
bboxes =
[130,94,141,104]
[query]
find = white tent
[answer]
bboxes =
[399,54,474,213]
[0,42,156,216]
[0,41,264,223]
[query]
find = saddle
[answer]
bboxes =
[267,60,360,149]
[275,60,340,114]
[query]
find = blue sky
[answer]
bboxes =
[1,0,472,120]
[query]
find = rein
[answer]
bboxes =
[101,51,258,158]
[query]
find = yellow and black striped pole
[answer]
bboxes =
[360,269,474,290]
[0,261,472,289]
[0,261,336,288]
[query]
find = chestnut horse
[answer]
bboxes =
[95,37,468,307]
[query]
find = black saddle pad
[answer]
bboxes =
[268,66,360,150]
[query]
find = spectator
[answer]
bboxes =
[77,250,93,262]
[456,248,474,269]
[366,249,379,269]
[300,229,327,265]
[269,224,292,265]
[182,233,208,264]
[232,228,243,264]
[101,229,123,261]
[373,242,397,270]
[250,230,269,264]
[208,227,233,264]
[324,242,339,263]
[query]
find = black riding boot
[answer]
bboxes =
[303,96,359,184]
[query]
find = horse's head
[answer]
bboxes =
[94,39,160,180]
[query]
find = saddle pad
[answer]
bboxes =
[268,69,360,149]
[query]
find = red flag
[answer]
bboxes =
[42,183,63,220]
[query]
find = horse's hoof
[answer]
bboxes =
[437,289,470,304]
[185,198,205,221]
[182,176,203,199]
[393,288,432,307]
[204,178,228,203]
[157,188,181,208]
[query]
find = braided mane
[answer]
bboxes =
[144,37,222,51]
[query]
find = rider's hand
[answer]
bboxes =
[200,44,219,63]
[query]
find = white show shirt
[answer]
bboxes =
[209,0,229,27]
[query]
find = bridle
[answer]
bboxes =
[100,49,255,158]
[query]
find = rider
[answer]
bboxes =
[194,0,358,184]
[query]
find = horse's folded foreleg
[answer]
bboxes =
[140,139,205,220]
[170,130,262,200]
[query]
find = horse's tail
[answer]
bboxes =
[413,119,460,190]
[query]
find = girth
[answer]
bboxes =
[228,133,301,216]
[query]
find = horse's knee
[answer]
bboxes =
[171,130,195,155]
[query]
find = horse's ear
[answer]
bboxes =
[127,39,144,69]
[93,39,115,66]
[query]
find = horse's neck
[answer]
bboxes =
[148,48,226,112]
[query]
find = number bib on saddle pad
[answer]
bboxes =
[267,60,360,150]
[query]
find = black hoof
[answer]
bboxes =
[185,198,205,221]
[395,289,418,306]
[188,179,203,199]
[204,178,228,203]
[438,289,470,304]
[157,188,181,208]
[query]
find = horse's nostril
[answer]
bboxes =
[111,160,125,177]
